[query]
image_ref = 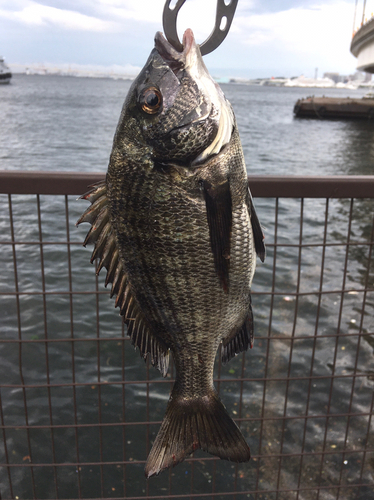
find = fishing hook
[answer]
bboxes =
[162,0,239,56]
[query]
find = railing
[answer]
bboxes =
[1,171,374,197]
[0,171,373,500]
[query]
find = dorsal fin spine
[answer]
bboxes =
[97,236,115,275]
[105,248,119,286]
[83,207,108,247]
[123,293,134,318]
[118,283,130,311]
[110,261,124,296]
[77,194,106,225]
[79,196,108,225]
[112,272,126,300]
[91,222,111,264]
[140,321,147,355]
[125,296,135,320]
[79,181,106,204]
[152,340,157,363]
[132,318,142,351]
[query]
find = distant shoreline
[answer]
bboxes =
[9,71,373,90]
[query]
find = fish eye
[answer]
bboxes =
[139,87,163,115]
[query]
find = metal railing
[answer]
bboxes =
[0,171,373,500]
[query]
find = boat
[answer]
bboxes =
[0,56,12,84]
[293,95,374,119]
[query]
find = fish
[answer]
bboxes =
[77,28,265,478]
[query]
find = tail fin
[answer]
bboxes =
[145,390,250,478]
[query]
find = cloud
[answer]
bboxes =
[0,0,116,31]
[234,2,354,59]
[95,0,161,23]
[0,0,361,76]
[92,0,241,42]
[247,0,342,14]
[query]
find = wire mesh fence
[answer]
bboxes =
[0,172,373,500]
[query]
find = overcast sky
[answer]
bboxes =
[0,0,372,78]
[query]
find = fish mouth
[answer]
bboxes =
[154,29,200,76]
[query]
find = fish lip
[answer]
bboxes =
[154,28,196,57]
[154,31,182,60]
[181,28,195,55]
[154,29,198,74]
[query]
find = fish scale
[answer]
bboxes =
[78,28,265,477]
[110,166,221,345]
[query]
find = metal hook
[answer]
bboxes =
[162,0,238,56]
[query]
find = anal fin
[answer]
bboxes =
[222,301,253,364]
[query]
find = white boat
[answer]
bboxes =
[0,56,12,84]
[363,90,374,99]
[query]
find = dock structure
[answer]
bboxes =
[293,95,374,119]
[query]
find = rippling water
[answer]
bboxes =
[1,74,374,175]
[0,75,373,499]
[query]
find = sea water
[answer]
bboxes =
[0,74,373,499]
[1,75,373,176]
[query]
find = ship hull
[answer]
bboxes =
[0,72,12,84]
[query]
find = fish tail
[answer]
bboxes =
[145,389,250,478]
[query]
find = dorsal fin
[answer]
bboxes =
[76,181,170,376]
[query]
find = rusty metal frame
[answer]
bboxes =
[0,171,373,500]
[1,171,374,198]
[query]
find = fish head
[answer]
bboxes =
[122,29,234,166]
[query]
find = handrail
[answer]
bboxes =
[1,170,374,198]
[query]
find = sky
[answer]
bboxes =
[0,0,372,78]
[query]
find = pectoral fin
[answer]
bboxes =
[247,187,265,262]
[202,179,232,293]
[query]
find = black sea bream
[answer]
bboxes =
[77,29,265,478]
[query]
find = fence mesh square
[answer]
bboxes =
[0,174,373,500]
